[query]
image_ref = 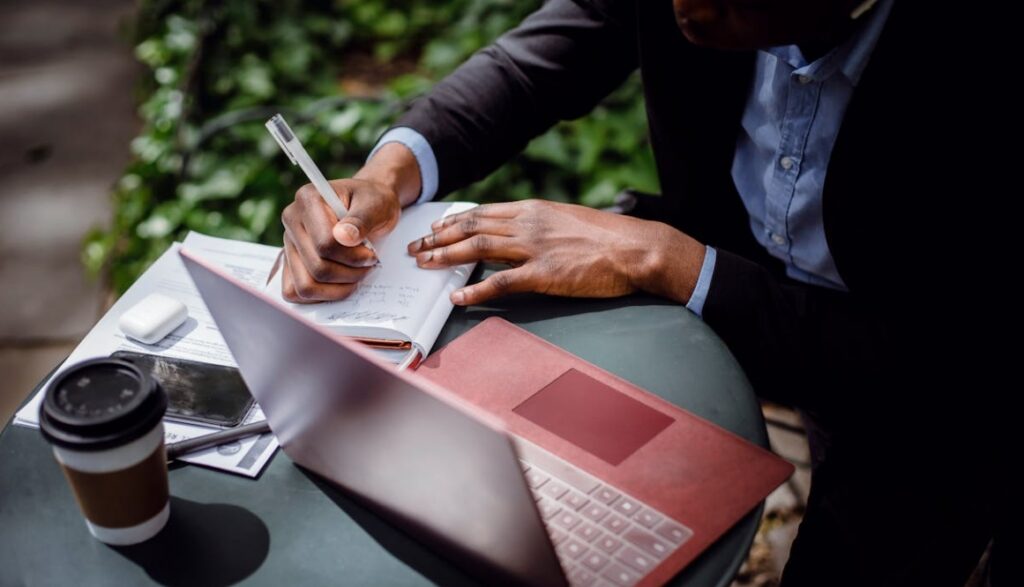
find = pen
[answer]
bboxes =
[265,113,381,265]
[166,356,418,460]
[165,420,271,461]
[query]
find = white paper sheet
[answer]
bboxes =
[15,235,283,477]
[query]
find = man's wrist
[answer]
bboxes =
[365,127,438,205]
[354,142,422,207]
[635,222,706,306]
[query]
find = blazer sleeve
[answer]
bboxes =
[394,0,638,197]
[701,249,899,413]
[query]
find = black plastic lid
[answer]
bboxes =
[39,358,167,451]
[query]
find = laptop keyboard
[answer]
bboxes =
[517,442,693,587]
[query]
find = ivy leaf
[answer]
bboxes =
[135,39,169,68]
[82,228,114,276]
[327,106,362,137]
[524,131,571,167]
[239,197,276,235]
[579,178,619,208]
[236,55,275,100]
[137,201,187,239]
[164,15,197,53]
[375,12,408,37]
[178,168,247,203]
[422,40,464,73]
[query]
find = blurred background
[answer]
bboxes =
[0,1,809,585]
[0,0,657,429]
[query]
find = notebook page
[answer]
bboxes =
[410,261,474,356]
[267,201,477,343]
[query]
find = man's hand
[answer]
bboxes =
[407,199,707,306]
[280,142,421,303]
[280,179,400,302]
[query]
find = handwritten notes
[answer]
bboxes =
[268,202,477,351]
[319,284,420,323]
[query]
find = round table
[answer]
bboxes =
[0,285,765,586]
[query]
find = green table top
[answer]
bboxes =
[0,282,765,587]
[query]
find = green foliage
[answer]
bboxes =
[89,0,658,292]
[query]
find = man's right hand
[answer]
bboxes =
[279,141,423,303]
[280,178,401,303]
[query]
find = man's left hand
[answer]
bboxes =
[407,199,706,306]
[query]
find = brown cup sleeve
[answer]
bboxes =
[61,444,170,529]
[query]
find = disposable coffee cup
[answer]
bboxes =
[39,358,170,545]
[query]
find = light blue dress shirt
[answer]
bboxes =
[369,0,893,316]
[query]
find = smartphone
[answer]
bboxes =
[110,351,255,428]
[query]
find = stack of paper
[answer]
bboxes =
[15,234,283,478]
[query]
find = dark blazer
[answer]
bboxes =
[395,0,1001,424]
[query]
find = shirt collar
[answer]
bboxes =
[765,0,894,86]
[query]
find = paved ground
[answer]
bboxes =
[731,404,811,587]
[0,0,139,425]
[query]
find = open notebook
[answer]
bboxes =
[186,201,477,363]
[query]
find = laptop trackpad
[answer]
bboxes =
[513,368,673,466]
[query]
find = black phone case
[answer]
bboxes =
[110,351,255,428]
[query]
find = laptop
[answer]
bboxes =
[181,249,792,587]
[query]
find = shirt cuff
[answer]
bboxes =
[685,246,717,318]
[367,127,439,204]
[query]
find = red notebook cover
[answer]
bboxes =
[417,317,794,586]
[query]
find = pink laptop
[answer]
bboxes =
[181,249,792,586]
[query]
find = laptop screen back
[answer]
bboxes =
[180,250,565,586]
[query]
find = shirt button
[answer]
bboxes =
[779,156,794,170]
[771,233,786,246]
[797,75,813,85]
